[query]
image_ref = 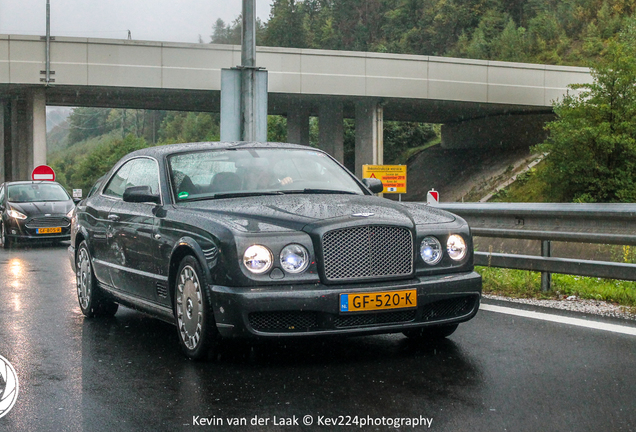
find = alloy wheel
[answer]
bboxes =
[77,247,92,310]
[176,265,203,350]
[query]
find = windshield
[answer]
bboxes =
[168,148,364,201]
[7,183,70,203]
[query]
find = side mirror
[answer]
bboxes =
[73,197,82,204]
[123,186,161,204]
[361,178,383,194]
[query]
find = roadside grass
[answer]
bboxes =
[477,266,636,308]
[489,159,552,202]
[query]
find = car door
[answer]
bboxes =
[107,157,162,302]
[90,162,134,286]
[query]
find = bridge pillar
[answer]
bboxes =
[0,100,5,184]
[1,90,47,181]
[441,113,555,149]
[32,89,47,168]
[318,101,344,164]
[11,97,29,181]
[355,100,383,178]
[287,100,310,145]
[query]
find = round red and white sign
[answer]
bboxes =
[31,165,56,181]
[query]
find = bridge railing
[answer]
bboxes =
[432,203,636,290]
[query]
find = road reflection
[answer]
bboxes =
[80,309,483,429]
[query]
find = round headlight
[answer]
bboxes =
[280,244,309,274]
[243,245,273,274]
[447,234,467,261]
[420,236,442,265]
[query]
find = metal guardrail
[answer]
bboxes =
[433,203,636,290]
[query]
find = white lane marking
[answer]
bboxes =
[480,303,636,336]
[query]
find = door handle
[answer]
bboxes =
[107,214,120,222]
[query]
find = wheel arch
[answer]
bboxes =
[168,237,210,309]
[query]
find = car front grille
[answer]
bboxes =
[247,296,478,334]
[421,296,477,322]
[249,311,319,332]
[322,225,413,282]
[26,217,70,228]
[334,310,416,328]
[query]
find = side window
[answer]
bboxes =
[103,161,134,198]
[126,158,160,195]
[87,177,104,198]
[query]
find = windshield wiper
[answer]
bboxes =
[209,191,285,199]
[281,188,359,195]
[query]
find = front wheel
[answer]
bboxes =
[1,221,11,249]
[402,324,459,340]
[174,255,219,360]
[76,241,118,317]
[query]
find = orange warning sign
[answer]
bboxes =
[362,165,407,194]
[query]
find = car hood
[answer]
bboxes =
[8,200,73,217]
[178,194,455,233]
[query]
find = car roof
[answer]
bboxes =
[124,142,323,159]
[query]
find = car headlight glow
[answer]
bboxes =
[243,245,273,274]
[280,244,309,274]
[420,236,443,265]
[447,234,467,261]
[7,209,27,220]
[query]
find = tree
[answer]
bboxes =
[263,0,308,47]
[535,23,636,202]
[66,107,112,146]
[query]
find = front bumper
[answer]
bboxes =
[68,245,76,272]
[212,271,482,338]
[4,217,71,242]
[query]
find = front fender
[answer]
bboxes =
[169,236,216,286]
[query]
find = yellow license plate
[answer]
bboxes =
[36,227,62,234]
[340,289,417,313]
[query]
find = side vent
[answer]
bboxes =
[156,282,168,299]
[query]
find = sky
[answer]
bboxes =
[0,0,273,44]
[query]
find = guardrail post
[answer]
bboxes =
[541,240,552,291]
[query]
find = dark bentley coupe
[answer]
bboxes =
[68,142,481,359]
[0,181,76,248]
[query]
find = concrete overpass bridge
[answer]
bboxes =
[0,34,592,182]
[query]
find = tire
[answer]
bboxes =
[76,240,119,317]
[1,221,11,249]
[402,324,459,340]
[174,255,219,360]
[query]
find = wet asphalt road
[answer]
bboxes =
[0,244,635,432]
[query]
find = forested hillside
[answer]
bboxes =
[48,0,636,201]
[212,0,636,67]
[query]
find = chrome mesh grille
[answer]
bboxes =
[26,217,69,228]
[322,225,413,281]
